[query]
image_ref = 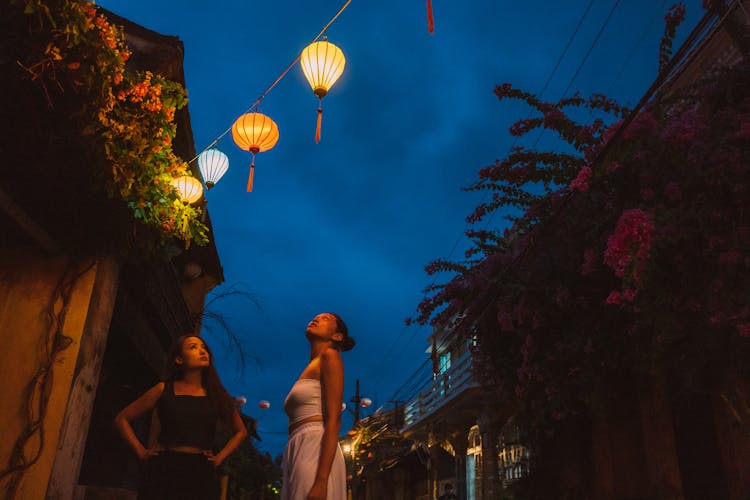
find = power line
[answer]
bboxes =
[603,0,669,98]
[559,0,623,101]
[526,0,623,153]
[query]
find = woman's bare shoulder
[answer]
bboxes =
[320,346,343,363]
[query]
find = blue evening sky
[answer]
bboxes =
[97,0,705,455]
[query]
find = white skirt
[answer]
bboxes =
[280,422,346,500]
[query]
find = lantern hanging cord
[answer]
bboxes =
[189,0,352,164]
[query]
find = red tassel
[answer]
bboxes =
[315,105,322,144]
[247,161,255,192]
[427,0,434,34]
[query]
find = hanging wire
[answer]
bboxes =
[603,0,669,98]
[523,0,623,161]
[558,0,623,102]
[187,0,352,164]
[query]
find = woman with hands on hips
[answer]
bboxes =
[114,334,247,500]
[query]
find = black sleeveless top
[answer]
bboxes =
[156,381,219,449]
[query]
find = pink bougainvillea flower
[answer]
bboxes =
[570,166,592,192]
[606,291,621,305]
[604,209,655,281]
[621,288,637,302]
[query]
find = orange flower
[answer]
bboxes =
[113,72,123,84]
[67,61,81,70]
[83,4,97,19]
[152,145,163,153]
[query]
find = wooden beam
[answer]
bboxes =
[45,256,120,500]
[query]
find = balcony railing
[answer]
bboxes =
[402,349,479,430]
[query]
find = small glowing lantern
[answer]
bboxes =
[300,39,345,143]
[360,397,372,408]
[197,149,229,189]
[341,403,347,412]
[231,113,279,192]
[172,175,203,204]
[235,396,247,406]
[258,400,271,409]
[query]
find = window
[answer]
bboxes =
[439,352,451,374]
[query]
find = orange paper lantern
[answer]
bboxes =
[231,112,279,191]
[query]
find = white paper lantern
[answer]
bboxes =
[197,149,229,189]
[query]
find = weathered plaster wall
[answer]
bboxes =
[0,250,98,499]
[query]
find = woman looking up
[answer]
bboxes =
[114,335,248,500]
[281,312,354,500]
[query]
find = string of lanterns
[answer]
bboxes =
[172,0,436,204]
[173,2,350,203]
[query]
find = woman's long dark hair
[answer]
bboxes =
[167,335,235,428]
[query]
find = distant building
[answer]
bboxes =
[401,321,528,500]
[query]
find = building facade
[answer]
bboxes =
[0,5,225,499]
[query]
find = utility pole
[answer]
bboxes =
[389,399,404,428]
[350,379,361,424]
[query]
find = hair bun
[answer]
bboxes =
[340,336,356,352]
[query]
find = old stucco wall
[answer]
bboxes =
[0,250,98,499]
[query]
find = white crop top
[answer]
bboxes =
[284,378,323,426]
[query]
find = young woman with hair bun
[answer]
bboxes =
[281,312,355,500]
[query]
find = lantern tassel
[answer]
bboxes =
[247,158,255,192]
[427,0,435,34]
[315,103,323,144]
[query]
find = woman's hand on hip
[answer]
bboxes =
[204,450,225,468]
[138,446,161,462]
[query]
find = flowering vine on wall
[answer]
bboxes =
[413,1,750,432]
[17,0,208,247]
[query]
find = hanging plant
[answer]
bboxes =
[15,0,208,247]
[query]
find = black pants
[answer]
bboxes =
[138,450,220,500]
